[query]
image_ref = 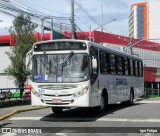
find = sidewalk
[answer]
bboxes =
[0,100,48,121]
[135,98,160,103]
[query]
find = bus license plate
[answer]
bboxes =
[52,99,62,103]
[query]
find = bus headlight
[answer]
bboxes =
[73,86,89,98]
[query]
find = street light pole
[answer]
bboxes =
[71,0,75,39]
[101,0,103,44]
[89,18,116,41]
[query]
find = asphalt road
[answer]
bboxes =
[1,103,160,136]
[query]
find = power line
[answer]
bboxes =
[0,0,72,33]
[0,0,90,39]
[0,2,72,39]
[65,0,100,26]
[13,0,70,15]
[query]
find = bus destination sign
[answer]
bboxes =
[34,42,87,52]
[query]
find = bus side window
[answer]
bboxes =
[137,61,140,77]
[124,57,129,76]
[139,61,143,77]
[110,54,116,75]
[90,48,98,84]
[100,50,109,74]
[135,61,139,76]
[133,60,137,76]
[130,59,134,76]
[117,56,123,75]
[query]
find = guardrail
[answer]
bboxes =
[0,88,31,100]
[0,87,31,107]
[144,88,160,98]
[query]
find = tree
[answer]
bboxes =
[5,13,37,99]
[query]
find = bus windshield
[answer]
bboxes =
[32,53,89,83]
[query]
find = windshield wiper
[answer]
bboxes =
[39,57,52,74]
[62,51,74,67]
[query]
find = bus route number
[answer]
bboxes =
[38,88,45,94]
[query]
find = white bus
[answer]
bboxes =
[26,39,144,114]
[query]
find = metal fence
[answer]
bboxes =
[0,87,31,107]
[0,88,31,101]
[144,88,160,98]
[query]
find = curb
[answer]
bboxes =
[0,99,31,108]
[135,99,160,103]
[0,106,48,121]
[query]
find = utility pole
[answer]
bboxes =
[41,19,44,41]
[51,19,53,40]
[101,0,103,44]
[89,25,92,41]
[129,37,134,54]
[71,0,75,39]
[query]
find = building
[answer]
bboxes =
[129,2,148,39]
[129,0,160,39]
[0,31,160,90]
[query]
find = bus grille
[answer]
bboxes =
[42,94,72,97]
[38,84,77,90]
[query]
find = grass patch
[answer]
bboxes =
[146,94,160,99]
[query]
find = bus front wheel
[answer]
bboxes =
[52,107,63,114]
[96,94,107,113]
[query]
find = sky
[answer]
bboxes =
[0,0,148,36]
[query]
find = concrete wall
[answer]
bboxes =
[0,46,16,88]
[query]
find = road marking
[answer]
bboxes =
[9,117,41,120]
[56,133,68,136]
[9,117,160,123]
[145,133,153,136]
[1,133,17,136]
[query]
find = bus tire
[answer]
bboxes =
[125,90,134,106]
[128,90,134,105]
[52,107,63,114]
[96,93,107,113]
[121,89,134,106]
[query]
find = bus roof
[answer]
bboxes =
[33,39,142,61]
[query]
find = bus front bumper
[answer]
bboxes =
[31,92,90,107]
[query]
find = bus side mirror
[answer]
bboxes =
[26,50,33,70]
[91,56,97,74]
